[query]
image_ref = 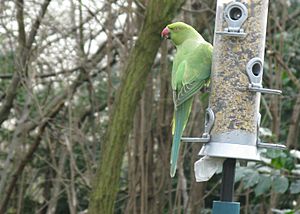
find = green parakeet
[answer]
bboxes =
[161,22,213,177]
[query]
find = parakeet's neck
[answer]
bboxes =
[171,29,203,46]
[176,37,204,53]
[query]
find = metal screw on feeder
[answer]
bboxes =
[181,0,287,214]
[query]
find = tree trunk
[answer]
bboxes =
[88,0,185,213]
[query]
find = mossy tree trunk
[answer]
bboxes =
[88,0,185,213]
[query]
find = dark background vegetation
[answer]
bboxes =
[0,0,299,213]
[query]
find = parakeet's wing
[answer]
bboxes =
[174,42,213,107]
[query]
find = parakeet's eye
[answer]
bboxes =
[174,27,180,31]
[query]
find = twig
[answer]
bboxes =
[274,52,300,90]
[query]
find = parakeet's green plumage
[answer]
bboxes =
[162,22,213,177]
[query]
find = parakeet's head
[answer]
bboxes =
[161,22,201,46]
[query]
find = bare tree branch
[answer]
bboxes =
[0,0,52,126]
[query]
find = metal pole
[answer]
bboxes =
[220,158,236,202]
[212,158,240,214]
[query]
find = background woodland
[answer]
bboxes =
[0,0,300,213]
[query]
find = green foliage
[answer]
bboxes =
[254,175,271,196]
[243,168,260,189]
[0,52,15,93]
[235,146,300,211]
[290,180,300,194]
[1,0,300,213]
[0,51,14,74]
[56,194,71,214]
[265,150,295,171]
[273,176,289,193]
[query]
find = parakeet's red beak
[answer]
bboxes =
[161,27,170,39]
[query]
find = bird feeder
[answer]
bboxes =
[183,0,285,161]
[182,1,286,212]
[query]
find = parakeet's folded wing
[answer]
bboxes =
[173,42,213,107]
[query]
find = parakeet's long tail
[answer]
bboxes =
[170,98,193,177]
